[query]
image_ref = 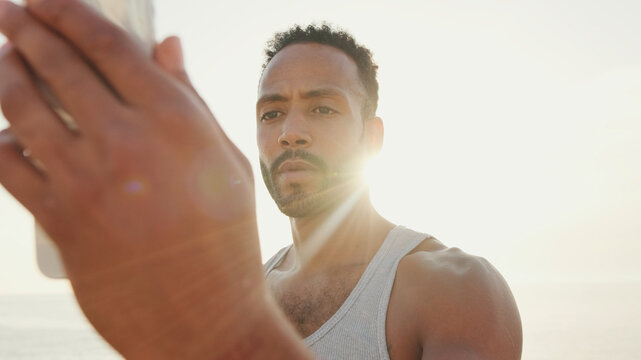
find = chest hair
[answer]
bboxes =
[269,267,364,338]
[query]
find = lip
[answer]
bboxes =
[277,159,318,173]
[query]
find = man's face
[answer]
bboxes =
[256,43,370,218]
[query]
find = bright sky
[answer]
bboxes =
[1,0,640,294]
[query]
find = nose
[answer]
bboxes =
[278,117,312,149]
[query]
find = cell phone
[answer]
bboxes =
[34,0,156,279]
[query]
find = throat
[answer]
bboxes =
[288,194,395,272]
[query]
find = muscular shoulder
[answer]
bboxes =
[390,243,522,359]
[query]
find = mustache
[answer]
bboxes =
[270,149,328,175]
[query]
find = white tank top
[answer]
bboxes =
[263,225,433,359]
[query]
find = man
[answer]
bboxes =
[0,0,520,358]
[257,25,522,359]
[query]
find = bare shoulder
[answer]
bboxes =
[389,239,522,359]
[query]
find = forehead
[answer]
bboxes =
[259,43,364,98]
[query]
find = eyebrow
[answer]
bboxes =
[256,94,289,107]
[301,88,345,99]
[256,88,347,108]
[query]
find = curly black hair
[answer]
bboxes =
[262,24,379,119]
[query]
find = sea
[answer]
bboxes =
[1,281,640,359]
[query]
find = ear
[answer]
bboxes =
[364,116,384,156]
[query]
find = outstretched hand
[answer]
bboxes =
[0,0,309,358]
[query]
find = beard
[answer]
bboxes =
[260,149,361,218]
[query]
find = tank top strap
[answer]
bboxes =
[263,245,292,274]
[303,225,433,359]
[371,226,432,359]
[262,226,434,359]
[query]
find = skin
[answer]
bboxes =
[257,44,523,359]
[0,0,311,359]
[0,0,522,358]
[257,43,373,219]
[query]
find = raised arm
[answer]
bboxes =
[0,0,311,358]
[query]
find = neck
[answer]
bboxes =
[287,187,394,272]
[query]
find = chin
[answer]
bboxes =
[276,180,360,218]
[276,189,329,218]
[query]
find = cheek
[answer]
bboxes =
[321,122,363,153]
[323,140,367,172]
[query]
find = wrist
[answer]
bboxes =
[124,288,312,360]
[68,222,272,359]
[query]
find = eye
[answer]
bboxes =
[260,110,282,121]
[312,106,337,115]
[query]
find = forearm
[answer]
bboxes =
[120,286,313,359]
[118,293,314,359]
[65,223,312,359]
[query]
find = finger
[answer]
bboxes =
[0,128,68,245]
[0,128,51,218]
[152,35,222,133]
[154,36,195,90]
[24,0,162,105]
[0,1,123,137]
[0,45,83,179]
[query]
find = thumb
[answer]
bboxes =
[154,36,194,89]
